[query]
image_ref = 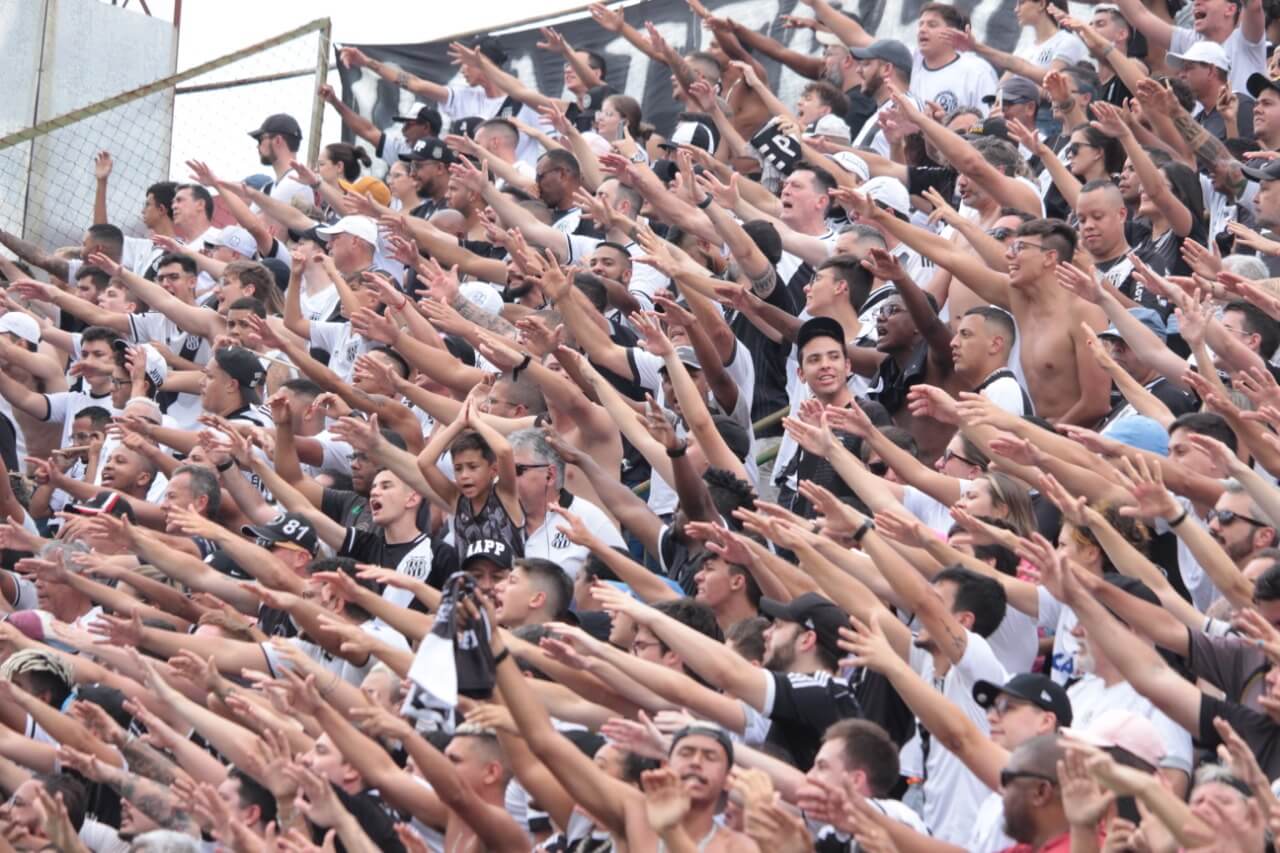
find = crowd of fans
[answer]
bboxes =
[6,0,1280,849]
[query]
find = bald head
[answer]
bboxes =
[1009,733,1066,778]
[1079,179,1124,208]
[428,209,467,237]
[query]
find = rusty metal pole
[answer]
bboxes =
[307,18,333,167]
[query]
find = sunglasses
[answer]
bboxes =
[515,463,551,476]
[1000,768,1057,788]
[1207,509,1271,528]
[868,461,889,477]
[987,227,1014,241]
[943,448,984,468]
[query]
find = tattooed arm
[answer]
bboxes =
[58,745,198,834]
[121,737,182,786]
[1168,97,1246,197]
[450,293,519,337]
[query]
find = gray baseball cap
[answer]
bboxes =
[850,39,913,76]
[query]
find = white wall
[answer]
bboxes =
[0,0,176,249]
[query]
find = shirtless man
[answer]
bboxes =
[858,203,1111,424]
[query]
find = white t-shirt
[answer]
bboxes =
[903,632,1009,843]
[1037,585,1080,685]
[910,51,999,114]
[444,85,548,165]
[1015,29,1088,70]
[524,495,626,578]
[1169,24,1266,95]
[978,372,1032,416]
[902,482,971,536]
[267,170,316,209]
[300,282,341,323]
[987,605,1040,676]
[1068,674,1194,773]
[43,389,118,450]
[309,320,372,385]
[967,790,1015,853]
[1156,495,1221,612]
[262,620,408,686]
[127,310,212,429]
[120,235,164,279]
[565,232,671,309]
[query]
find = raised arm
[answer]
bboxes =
[840,614,1008,791]
[1058,555,1202,734]
[891,91,1042,216]
[0,229,70,281]
[836,189,1013,306]
[493,622,638,836]
[1092,103,1192,237]
[90,252,222,341]
[338,46,449,104]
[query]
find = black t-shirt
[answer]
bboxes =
[764,669,863,769]
[871,341,928,415]
[1200,694,1280,779]
[1094,254,1171,317]
[331,787,407,853]
[320,488,379,534]
[1133,215,1209,279]
[1103,377,1198,426]
[850,667,915,751]
[728,267,800,432]
[906,165,958,205]
[1098,74,1132,107]
[844,88,878,137]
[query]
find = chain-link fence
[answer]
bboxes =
[0,17,331,260]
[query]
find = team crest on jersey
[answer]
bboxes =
[935,92,959,112]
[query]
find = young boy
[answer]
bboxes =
[418,399,525,557]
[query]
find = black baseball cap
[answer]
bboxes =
[213,346,266,404]
[461,538,514,572]
[670,723,734,764]
[758,592,850,661]
[964,116,1011,141]
[249,113,302,142]
[473,36,509,67]
[68,491,137,522]
[1242,158,1280,182]
[973,672,1073,726]
[393,104,444,135]
[1247,72,1280,99]
[451,116,485,140]
[242,512,319,555]
[796,316,846,355]
[399,137,456,165]
[712,414,751,461]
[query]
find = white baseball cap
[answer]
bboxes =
[829,151,870,182]
[806,114,853,144]
[1166,40,1231,73]
[460,281,504,316]
[860,176,911,217]
[0,312,41,345]
[316,215,378,246]
[205,225,257,259]
[815,30,844,47]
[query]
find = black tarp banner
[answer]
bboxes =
[336,0,1024,151]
